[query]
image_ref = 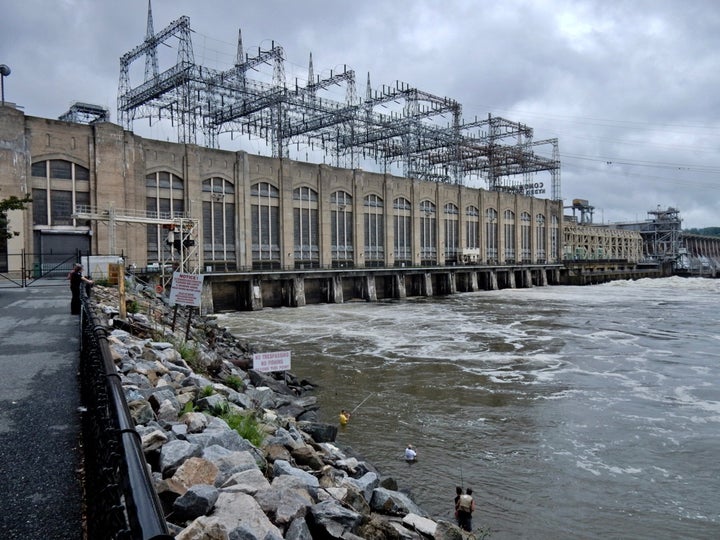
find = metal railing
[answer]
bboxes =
[79,288,172,540]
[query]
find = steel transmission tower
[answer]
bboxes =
[117,4,562,199]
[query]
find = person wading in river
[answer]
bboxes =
[456,487,475,532]
[404,444,417,461]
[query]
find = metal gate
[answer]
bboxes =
[0,250,82,288]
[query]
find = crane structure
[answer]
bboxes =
[118,2,561,199]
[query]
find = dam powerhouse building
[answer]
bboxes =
[0,8,654,309]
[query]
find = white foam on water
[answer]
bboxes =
[216,277,720,537]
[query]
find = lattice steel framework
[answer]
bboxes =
[59,102,111,124]
[118,3,561,199]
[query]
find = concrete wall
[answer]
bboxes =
[1,105,566,270]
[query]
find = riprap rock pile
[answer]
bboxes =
[90,285,472,539]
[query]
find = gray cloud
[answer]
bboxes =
[2,0,717,228]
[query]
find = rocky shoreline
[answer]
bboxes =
[90,284,475,539]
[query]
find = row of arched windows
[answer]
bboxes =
[29,160,557,268]
[250,183,555,269]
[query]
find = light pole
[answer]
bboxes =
[0,64,10,105]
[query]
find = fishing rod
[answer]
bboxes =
[351,392,375,414]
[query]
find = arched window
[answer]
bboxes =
[202,177,236,270]
[420,200,437,265]
[485,208,498,262]
[251,182,280,269]
[364,194,384,267]
[331,191,353,267]
[293,186,319,268]
[503,209,516,262]
[393,197,412,265]
[520,212,532,262]
[444,203,459,263]
[31,159,90,227]
[536,213,546,262]
[465,206,479,250]
[146,171,184,263]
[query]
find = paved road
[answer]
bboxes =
[0,284,83,539]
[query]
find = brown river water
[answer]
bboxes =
[218,277,720,539]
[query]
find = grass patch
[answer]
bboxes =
[126,299,139,314]
[176,340,206,374]
[224,375,244,391]
[200,385,215,398]
[220,411,265,447]
[179,400,197,416]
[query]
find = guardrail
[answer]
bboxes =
[79,288,173,540]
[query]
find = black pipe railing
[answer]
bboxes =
[79,287,173,540]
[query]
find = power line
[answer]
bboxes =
[561,153,720,174]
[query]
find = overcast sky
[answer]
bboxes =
[2,0,718,229]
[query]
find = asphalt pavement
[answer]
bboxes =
[0,284,83,539]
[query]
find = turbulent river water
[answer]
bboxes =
[217,276,720,539]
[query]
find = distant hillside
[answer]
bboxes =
[684,227,720,237]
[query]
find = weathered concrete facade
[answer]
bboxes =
[0,105,564,273]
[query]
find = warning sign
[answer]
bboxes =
[169,272,204,307]
[253,351,291,373]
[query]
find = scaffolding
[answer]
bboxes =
[611,206,683,262]
[117,2,561,200]
[72,205,200,286]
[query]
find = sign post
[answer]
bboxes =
[252,351,292,373]
[168,272,204,308]
[168,272,204,339]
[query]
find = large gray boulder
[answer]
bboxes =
[370,487,428,517]
[342,471,379,502]
[298,422,337,443]
[285,517,314,540]
[159,439,202,477]
[272,460,319,490]
[176,491,283,540]
[307,499,364,538]
[221,468,271,495]
[254,484,314,526]
[172,484,219,520]
[202,447,260,487]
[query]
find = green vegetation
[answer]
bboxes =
[685,227,720,237]
[176,340,203,373]
[126,299,139,314]
[200,385,215,398]
[0,192,32,239]
[180,400,197,415]
[219,410,265,447]
[179,399,264,447]
[224,374,244,391]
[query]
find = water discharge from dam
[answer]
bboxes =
[218,276,720,539]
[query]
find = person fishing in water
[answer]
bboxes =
[340,393,374,427]
[404,444,417,461]
[456,487,475,532]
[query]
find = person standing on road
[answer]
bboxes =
[69,263,93,315]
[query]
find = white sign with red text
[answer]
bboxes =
[252,351,292,373]
[169,272,204,307]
